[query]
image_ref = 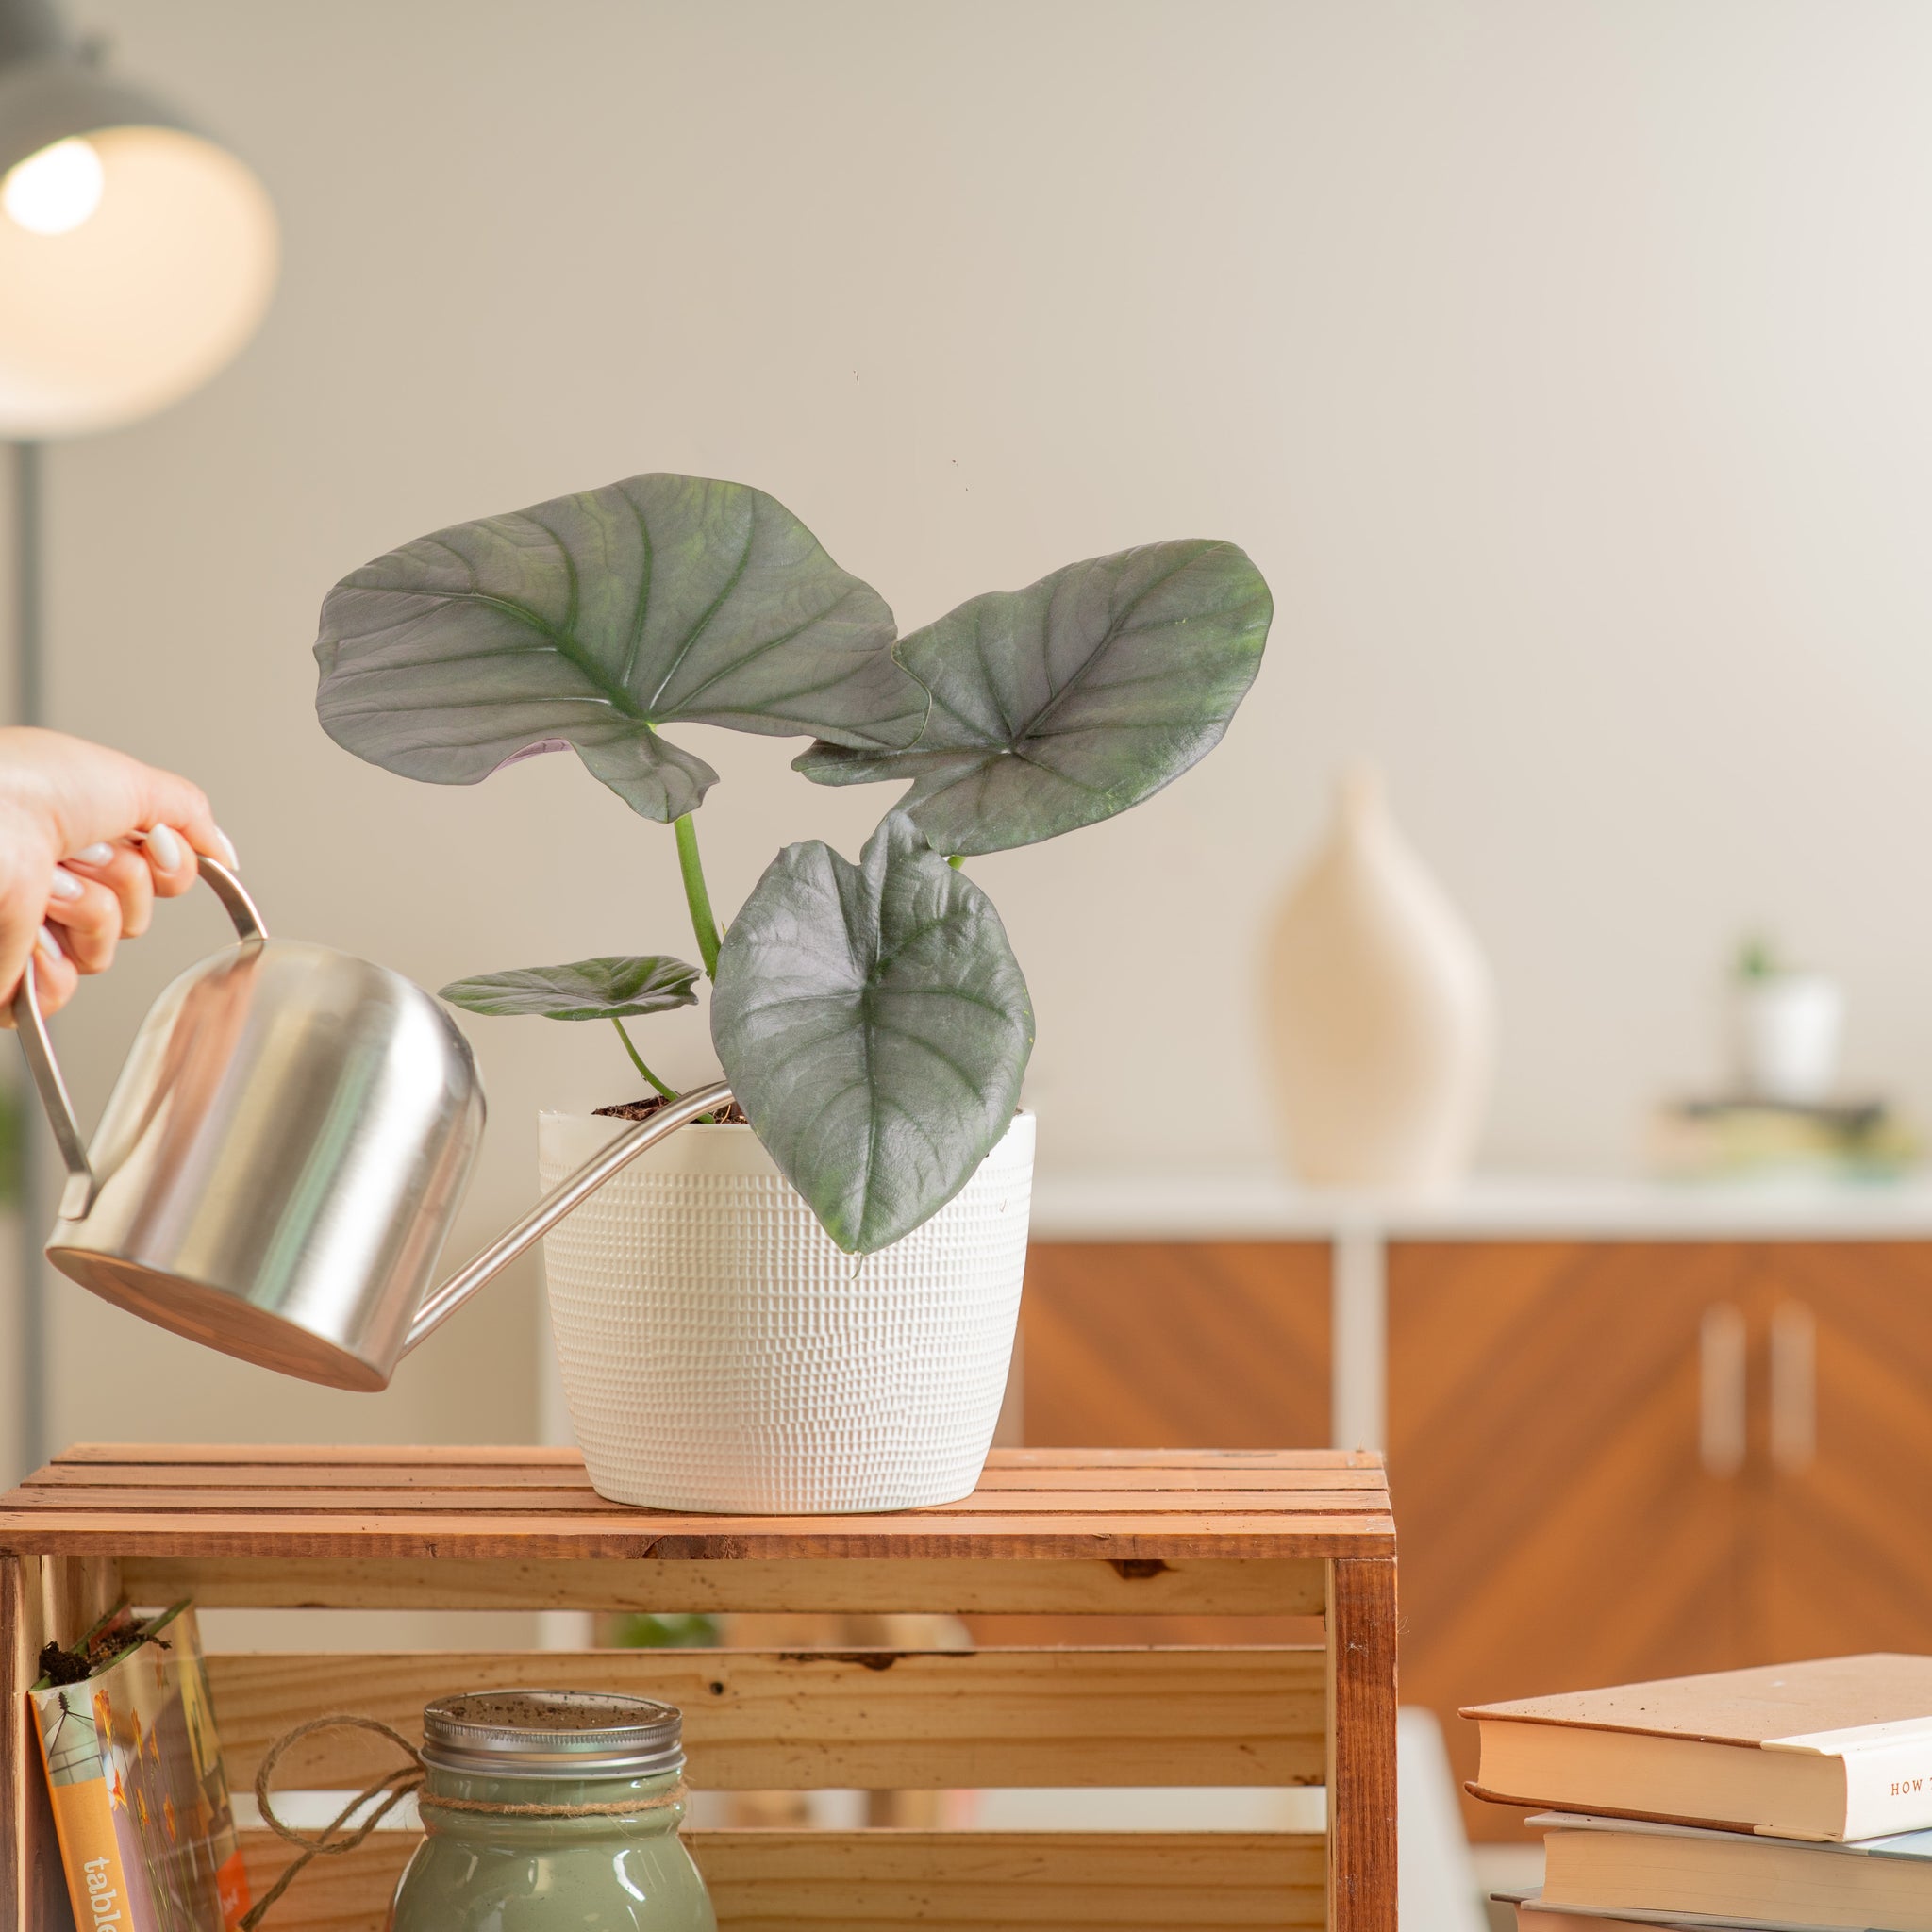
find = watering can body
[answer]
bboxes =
[14,858,730,1391]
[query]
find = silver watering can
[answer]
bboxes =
[11,858,731,1390]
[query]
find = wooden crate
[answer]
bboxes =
[0,1445,1395,1931]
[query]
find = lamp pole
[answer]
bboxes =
[0,0,277,1480]
[12,436,42,1478]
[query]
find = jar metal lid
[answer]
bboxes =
[420,1689,684,1780]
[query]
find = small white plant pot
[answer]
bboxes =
[539,1108,1035,1513]
[1735,974,1843,1106]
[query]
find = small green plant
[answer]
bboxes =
[314,473,1271,1253]
[1736,934,1782,981]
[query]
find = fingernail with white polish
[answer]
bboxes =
[212,827,240,871]
[48,867,82,901]
[73,842,112,867]
[36,924,60,960]
[146,824,184,872]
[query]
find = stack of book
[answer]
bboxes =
[1645,1096,1920,1181]
[1464,1655,1932,1930]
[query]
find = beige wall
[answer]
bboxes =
[8,0,1932,1463]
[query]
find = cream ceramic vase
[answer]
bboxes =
[1262,767,1493,1191]
[539,1109,1034,1513]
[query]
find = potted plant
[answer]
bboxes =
[314,472,1271,1510]
[1731,935,1843,1107]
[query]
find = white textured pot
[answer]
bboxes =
[539,1108,1034,1513]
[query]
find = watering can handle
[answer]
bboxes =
[11,855,268,1221]
[402,1077,735,1357]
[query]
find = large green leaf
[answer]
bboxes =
[316,473,926,823]
[711,814,1033,1254]
[441,954,699,1022]
[793,539,1271,854]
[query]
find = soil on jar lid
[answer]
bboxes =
[595,1094,750,1125]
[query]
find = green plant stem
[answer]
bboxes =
[610,1018,675,1100]
[675,813,724,979]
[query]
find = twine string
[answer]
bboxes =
[240,1713,687,1930]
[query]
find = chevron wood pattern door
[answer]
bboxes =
[1020,1241,1331,1449]
[1387,1241,1748,1841]
[1738,1242,1932,1662]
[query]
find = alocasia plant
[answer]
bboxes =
[314,472,1272,1253]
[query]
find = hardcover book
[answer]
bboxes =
[1464,1655,1932,1840]
[1505,1888,1812,1930]
[1536,1811,1932,1931]
[30,1602,251,1932]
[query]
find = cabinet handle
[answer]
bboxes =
[1700,1302,1748,1476]
[1770,1298,1817,1474]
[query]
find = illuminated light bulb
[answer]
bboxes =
[3,136,105,235]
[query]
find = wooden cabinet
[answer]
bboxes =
[1388,1242,1746,1840]
[1390,1239,1932,1840]
[1020,1230,1932,1841]
[1022,1241,1332,1449]
[1737,1243,1932,1660]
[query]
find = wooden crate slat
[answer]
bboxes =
[1325,1558,1398,1929]
[2,1517,1393,1562]
[1,1557,63,1932]
[208,1645,1326,1791]
[236,1830,1325,1932]
[3,1485,1386,1523]
[58,1442,1370,1471]
[236,1833,413,1932]
[8,1451,1390,1560]
[119,1553,1328,1615]
[26,1461,1389,1496]
[55,1442,590,1467]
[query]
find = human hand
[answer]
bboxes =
[0,728,238,1024]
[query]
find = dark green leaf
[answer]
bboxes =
[316,473,926,822]
[440,954,700,1022]
[794,539,1271,853]
[711,813,1033,1254]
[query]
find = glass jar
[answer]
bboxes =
[389,1689,716,1932]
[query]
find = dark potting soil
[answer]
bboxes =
[595,1094,750,1125]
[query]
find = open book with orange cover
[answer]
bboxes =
[1464,1654,1932,1842]
[30,1602,250,1932]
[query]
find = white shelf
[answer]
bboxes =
[1029,1172,1932,1241]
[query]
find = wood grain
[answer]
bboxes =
[236,1828,1326,1932]
[1388,1241,1745,1841]
[0,1446,1390,1563]
[1,1556,76,1932]
[0,1446,1397,1932]
[208,1645,1326,1791]
[1734,1243,1932,1660]
[120,1553,1329,1616]
[1326,1558,1397,1932]
[1022,1242,1331,1450]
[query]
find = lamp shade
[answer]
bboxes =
[0,1,276,438]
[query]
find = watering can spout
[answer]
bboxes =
[11,851,734,1391]
[401,1079,733,1356]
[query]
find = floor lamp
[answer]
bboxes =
[0,0,277,1476]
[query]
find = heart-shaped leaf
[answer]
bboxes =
[316,473,926,823]
[441,954,700,1022]
[711,813,1033,1254]
[794,538,1271,854]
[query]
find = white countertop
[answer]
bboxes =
[1028,1172,1932,1241]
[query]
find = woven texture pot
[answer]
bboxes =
[539,1109,1034,1512]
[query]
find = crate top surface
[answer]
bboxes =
[0,1444,1391,1561]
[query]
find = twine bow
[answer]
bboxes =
[241,1714,687,1929]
